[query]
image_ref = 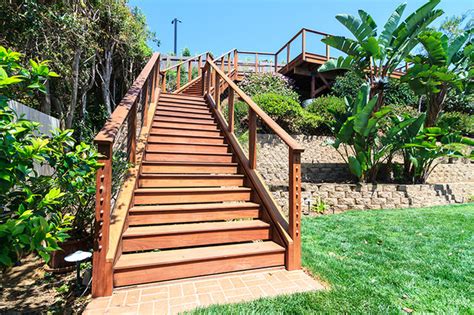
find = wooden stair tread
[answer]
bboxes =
[114,241,284,270]
[147,141,228,147]
[134,187,251,194]
[123,220,269,237]
[161,93,204,100]
[139,174,244,179]
[142,161,237,166]
[149,132,224,140]
[130,202,259,213]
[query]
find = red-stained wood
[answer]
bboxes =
[228,89,235,133]
[248,108,257,169]
[176,64,181,90]
[288,148,302,270]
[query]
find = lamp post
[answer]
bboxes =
[171,18,182,56]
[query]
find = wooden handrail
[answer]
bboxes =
[92,52,161,297]
[160,51,209,73]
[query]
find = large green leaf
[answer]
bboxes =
[447,32,470,65]
[419,31,448,65]
[379,3,407,47]
[358,10,377,36]
[354,96,378,134]
[361,37,381,58]
[335,13,375,42]
[318,56,356,73]
[322,35,361,56]
[392,0,443,51]
[348,156,363,178]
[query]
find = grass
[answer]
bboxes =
[192,203,474,314]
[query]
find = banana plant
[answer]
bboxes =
[319,0,443,109]
[401,29,473,127]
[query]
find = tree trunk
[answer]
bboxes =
[66,48,81,129]
[98,43,115,115]
[425,87,448,127]
[41,80,52,115]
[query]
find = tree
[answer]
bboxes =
[318,0,443,110]
[402,30,473,127]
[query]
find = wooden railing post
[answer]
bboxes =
[255,53,259,73]
[234,50,239,77]
[220,57,225,71]
[198,56,202,76]
[161,73,167,92]
[92,141,113,297]
[201,67,206,95]
[128,100,137,163]
[188,60,192,82]
[302,29,306,60]
[228,89,234,133]
[325,35,330,60]
[274,54,278,72]
[227,52,231,74]
[206,68,211,95]
[176,64,181,90]
[288,148,302,270]
[214,71,220,110]
[287,44,291,64]
[248,108,257,169]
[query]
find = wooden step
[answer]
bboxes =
[158,98,206,106]
[151,127,221,138]
[149,133,224,144]
[154,116,215,125]
[147,142,229,154]
[133,187,252,205]
[122,220,270,252]
[161,93,204,100]
[141,161,238,174]
[157,105,211,114]
[139,174,245,188]
[160,95,206,104]
[153,121,219,131]
[155,110,213,120]
[145,151,233,163]
[128,202,260,225]
[113,241,285,286]
[158,102,209,111]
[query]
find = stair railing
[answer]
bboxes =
[160,52,210,93]
[202,59,305,270]
[234,50,276,74]
[92,52,161,297]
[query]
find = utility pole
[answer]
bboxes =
[171,18,182,56]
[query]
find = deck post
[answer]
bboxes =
[92,141,113,297]
[214,71,220,110]
[286,44,290,64]
[255,53,259,73]
[302,29,306,60]
[274,54,278,72]
[161,73,167,92]
[227,52,231,74]
[288,148,302,270]
[188,60,192,83]
[176,64,181,90]
[248,108,257,169]
[325,35,330,60]
[233,50,239,77]
[198,56,202,76]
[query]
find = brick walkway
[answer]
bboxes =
[84,268,324,314]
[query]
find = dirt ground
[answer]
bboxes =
[0,255,91,314]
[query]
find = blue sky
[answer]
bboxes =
[129,0,473,57]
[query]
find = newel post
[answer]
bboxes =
[248,108,257,169]
[233,50,239,75]
[288,148,302,270]
[176,64,181,90]
[302,29,306,60]
[92,141,113,297]
[228,89,235,133]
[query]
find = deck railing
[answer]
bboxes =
[160,52,210,92]
[202,59,304,270]
[92,52,161,297]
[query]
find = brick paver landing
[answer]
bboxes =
[84,267,324,314]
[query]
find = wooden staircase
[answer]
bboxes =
[92,53,303,297]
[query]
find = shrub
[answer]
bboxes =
[253,93,303,133]
[331,70,417,107]
[437,111,474,136]
[239,72,299,102]
[306,96,346,126]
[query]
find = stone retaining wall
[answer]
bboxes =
[254,134,474,213]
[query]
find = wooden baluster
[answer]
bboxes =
[325,35,330,60]
[143,76,150,127]
[214,71,220,110]
[220,57,225,71]
[211,67,216,91]
[206,67,211,95]
[287,43,291,64]
[302,29,306,60]
[201,67,206,95]
[150,64,156,106]
[161,72,167,92]
[233,50,239,78]
[274,54,278,72]
[248,108,257,169]
[92,141,113,297]
[227,52,231,74]
[129,100,137,163]
[188,60,192,82]
[176,64,181,90]
[288,148,302,270]
[198,56,202,76]
[255,53,259,73]
[228,89,234,133]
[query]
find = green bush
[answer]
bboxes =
[306,96,346,126]
[437,111,474,136]
[239,72,299,102]
[331,70,417,107]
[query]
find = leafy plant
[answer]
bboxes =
[238,72,299,102]
[402,29,473,126]
[319,0,443,109]
[311,197,329,214]
[436,111,474,136]
[306,96,346,128]
[0,47,100,267]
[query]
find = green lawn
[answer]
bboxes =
[193,204,474,314]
